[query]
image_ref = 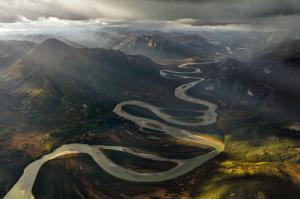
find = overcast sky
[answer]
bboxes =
[0,0,299,33]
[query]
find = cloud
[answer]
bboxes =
[0,0,299,34]
[0,0,133,22]
[174,18,245,26]
[0,0,299,22]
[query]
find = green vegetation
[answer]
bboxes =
[225,135,300,163]
[195,156,300,199]
[193,123,300,199]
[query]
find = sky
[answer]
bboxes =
[0,0,299,34]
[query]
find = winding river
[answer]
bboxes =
[4,62,224,199]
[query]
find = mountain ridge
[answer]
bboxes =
[2,38,164,111]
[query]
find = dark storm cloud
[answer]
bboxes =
[0,0,299,32]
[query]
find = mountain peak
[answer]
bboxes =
[38,38,71,50]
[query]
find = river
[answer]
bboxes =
[4,62,224,199]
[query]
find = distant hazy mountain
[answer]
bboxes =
[101,31,217,60]
[1,34,85,48]
[0,40,36,70]
[3,39,162,111]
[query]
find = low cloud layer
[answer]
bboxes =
[0,0,299,33]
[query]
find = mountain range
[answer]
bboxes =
[1,38,166,114]
[92,30,221,61]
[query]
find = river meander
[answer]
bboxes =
[4,62,224,199]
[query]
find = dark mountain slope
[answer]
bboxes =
[250,39,300,102]
[262,39,300,67]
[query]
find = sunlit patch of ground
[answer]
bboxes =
[192,132,300,199]
[9,131,56,158]
[195,161,300,199]
[132,189,185,199]
[224,135,300,163]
